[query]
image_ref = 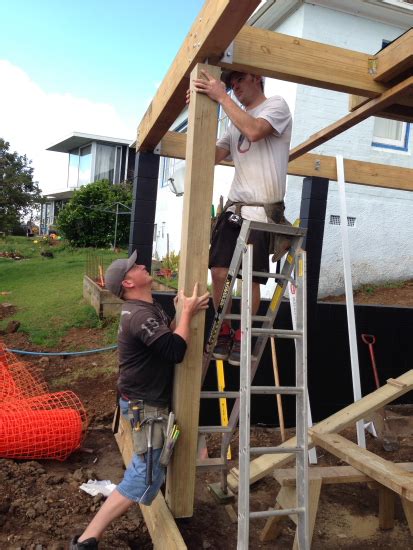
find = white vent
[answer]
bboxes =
[330,215,357,227]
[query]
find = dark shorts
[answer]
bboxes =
[209,212,269,284]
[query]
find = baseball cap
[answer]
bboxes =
[104,250,138,297]
[221,70,242,90]
[221,70,265,91]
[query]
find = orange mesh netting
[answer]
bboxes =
[0,344,88,461]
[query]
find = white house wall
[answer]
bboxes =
[154,2,412,297]
[283,3,413,296]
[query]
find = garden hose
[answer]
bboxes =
[5,345,117,357]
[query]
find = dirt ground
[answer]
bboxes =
[1,282,413,549]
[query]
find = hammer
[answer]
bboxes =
[141,416,164,485]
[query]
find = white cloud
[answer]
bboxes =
[0,60,138,194]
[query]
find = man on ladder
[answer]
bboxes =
[191,68,293,365]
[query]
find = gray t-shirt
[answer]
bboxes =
[216,95,292,222]
[117,299,173,407]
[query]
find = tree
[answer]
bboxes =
[0,138,42,233]
[57,179,133,247]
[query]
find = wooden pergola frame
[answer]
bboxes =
[120,1,413,545]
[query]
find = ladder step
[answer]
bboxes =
[196,457,227,470]
[250,507,305,520]
[251,328,303,339]
[198,426,233,433]
[248,220,306,237]
[224,314,271,322]
[250,386,304,395]
[201,386,304,398]
[200,391,240,398]
[250,446,304,455]
[239,270,294,283]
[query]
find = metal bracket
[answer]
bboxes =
[314,159,321,171]
[221,41,234,64]
[153,142,161,155]
[368,57,378,76]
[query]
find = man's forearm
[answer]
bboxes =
[173,311,192,343]
[219,95,263,142]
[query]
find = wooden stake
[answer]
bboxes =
[270,337,286,442]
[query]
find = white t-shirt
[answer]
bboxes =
[216,95,292,222]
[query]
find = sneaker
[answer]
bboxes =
[70,535,99,549]
[212,324,233,360]
[228,329,241,366]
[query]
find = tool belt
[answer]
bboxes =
[127,400,169,456]
[211,200,291,259]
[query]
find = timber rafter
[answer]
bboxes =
[159,131,413,191]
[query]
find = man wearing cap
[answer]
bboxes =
[70,251,209,550]
[189,69,292,366]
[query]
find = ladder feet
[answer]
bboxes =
[208,482,235,504]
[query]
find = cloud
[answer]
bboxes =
[0,60,137,194]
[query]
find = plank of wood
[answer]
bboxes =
[114,414,187,550]
[379,486,395,530]
[220,27,386,97]
[165,64,221,518]
[401,498,413,535]
[289,76,413,161]
[136,0,259,151]
[159,131,413,192]
[349,94,413,124]
[227,370,413,491]
[274,463,413,487]
[259,502,285,542]
[374,29,413,83]
[311,433,413,501]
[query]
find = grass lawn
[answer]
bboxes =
[0,236,125,348]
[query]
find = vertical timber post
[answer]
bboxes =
[166,63,220,518]
[128,152,160,271]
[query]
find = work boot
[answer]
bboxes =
[228,328,242,366]
[70,535,99,549]
[212,323,233,360]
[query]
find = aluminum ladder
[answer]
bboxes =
[196,220,309,548]
[237,242,309,549]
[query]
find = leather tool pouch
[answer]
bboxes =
[128,401,168,456]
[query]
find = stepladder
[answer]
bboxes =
[198,219,310,549]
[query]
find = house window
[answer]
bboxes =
[378,0,413,10]
[95,144,116,182]
[160,120,188,188]
[330,215,357,227]
[78,145,92,186]
[372,118,410,151]
[68,149,79,188]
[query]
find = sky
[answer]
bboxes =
[0,0,205,194]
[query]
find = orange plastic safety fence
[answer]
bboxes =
[0,344,88,461]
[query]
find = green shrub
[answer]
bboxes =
[57,179,132,247]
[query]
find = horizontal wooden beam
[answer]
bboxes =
[159,131,413,191]
[349,94,413,124]
[227,370,413,491]
[374,29,413,83]
[219,27,386,97]
[311,432,413,501]
[136,0,259,151]
[289,75,413,161]
[114,414,187,549]
[274,463,413,487]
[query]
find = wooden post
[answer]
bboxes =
[165,63,220,518]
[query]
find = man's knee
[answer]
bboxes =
[211,267,228,285]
